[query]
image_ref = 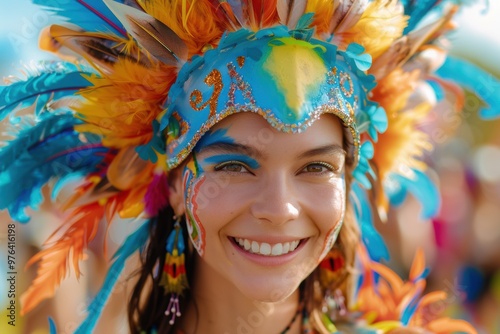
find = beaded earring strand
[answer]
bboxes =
[160,216,188,325]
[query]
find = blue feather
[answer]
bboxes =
[400,291,422,325]
[402,0,444,34]
[48,317,58,334]
[436,56,500,119]
[386,169,440,219]
[0,70,93,119]
[0,113,81,172]
[33,0,127,36]
[351,183,390,261]
[74,220,150,334]
[0,128,108,222]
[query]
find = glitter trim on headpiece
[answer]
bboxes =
[1,1,498,333]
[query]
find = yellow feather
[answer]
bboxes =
[137,0,224,55]
[306,0,336,36]
[371,69,433,219]
[333,0,408,58]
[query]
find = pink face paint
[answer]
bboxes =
[183,160,207,257]
[318,222,343,262]
[318,176,346,261]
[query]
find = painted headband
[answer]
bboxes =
[161,26,387,172]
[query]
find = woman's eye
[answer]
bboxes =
[214,161,250,173]
[301,162,336,174]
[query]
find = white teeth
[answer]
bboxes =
[251,241,259,253]
[283,242,290,253]
[271,243,283,256]
[234,238,302,256]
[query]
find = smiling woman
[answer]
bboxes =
[1,1,497,334]
[148,113,353,333]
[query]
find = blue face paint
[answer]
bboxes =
[194,128,234,153]
[203,153,260,169]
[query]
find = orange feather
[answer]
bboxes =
[20,202,106,315]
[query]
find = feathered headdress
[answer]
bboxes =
[1,0,498,333]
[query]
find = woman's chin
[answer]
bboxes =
[232,275,301,303]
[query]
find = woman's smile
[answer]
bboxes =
[231,236,305,256]
[228,235,310,266]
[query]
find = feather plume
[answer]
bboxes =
[387,169,441,219]
[0,126,108,222]
[136,0,225,55]
[60,176,118,212]
[42,25,148,73]
[144,170,169,216]
[107,146,153,190]
[426,318,478,334]
[216,0,245,28]
[48,318,57,334]
[74,220,149,334]
[103,0,188,65]
[277,0,308,29]
[245,0,279,29]
[333,0,407,59]
[33,0,127,36]
[436,56,500,120]
[20,202,107,315]
[329,0,369,33]
[402,0,444,34]
[370,5,455,79]
[0,70,92,119]
[355,245,478,333]
[0,114,79,172]
[305,0,336,36]
[74,58,175,149]
[371,69,432,180]
[351,183,390,261]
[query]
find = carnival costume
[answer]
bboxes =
[1,0,499,333]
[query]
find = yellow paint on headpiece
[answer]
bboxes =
[263,38,328,118]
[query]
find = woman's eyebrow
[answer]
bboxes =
[197,141,264,159]
[297,144,346,159]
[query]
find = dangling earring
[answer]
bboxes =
[319,247,346,287]
[319,247,348,318]
[160,215,188,325]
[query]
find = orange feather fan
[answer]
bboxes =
[20,202,106,315]
[74,60,175,149]
[355,246,478,334]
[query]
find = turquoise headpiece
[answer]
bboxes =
[161,26,387,173]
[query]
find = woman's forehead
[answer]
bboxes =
[196,113,344,154]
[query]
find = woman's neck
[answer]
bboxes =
[179,256,302,334]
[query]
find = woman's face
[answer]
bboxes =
[171,112,347,302]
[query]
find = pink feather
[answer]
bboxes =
[144,172,170,216]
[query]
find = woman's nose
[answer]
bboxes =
[250,173,300,225]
